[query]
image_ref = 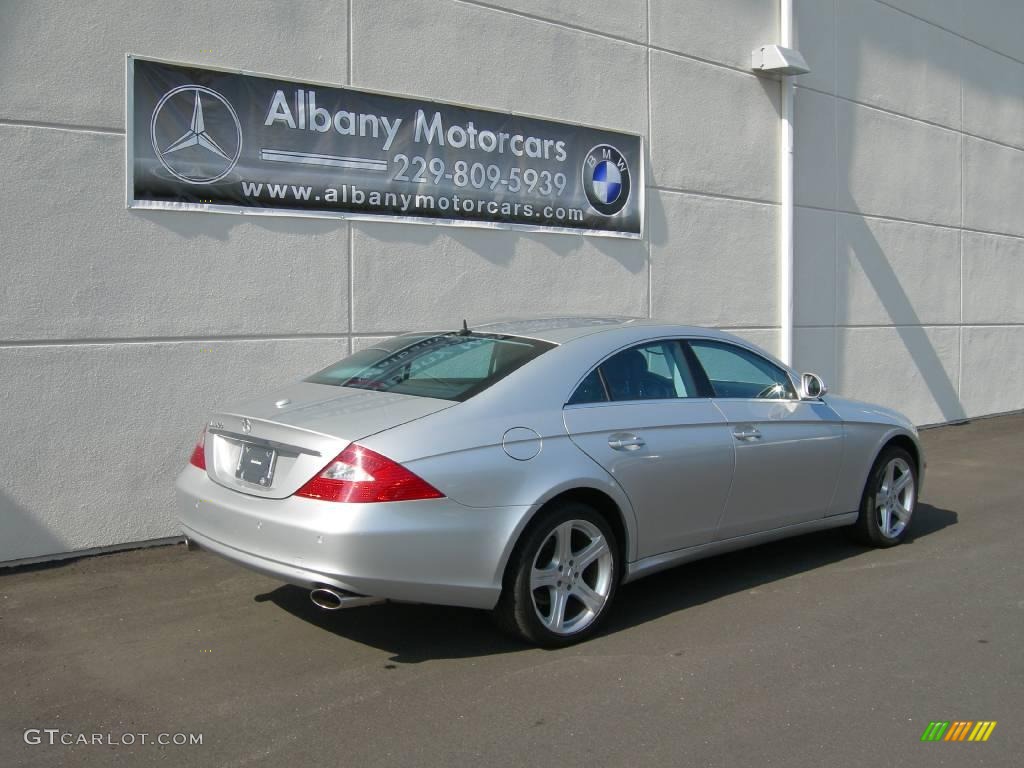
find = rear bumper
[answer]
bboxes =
[175,465,530,609]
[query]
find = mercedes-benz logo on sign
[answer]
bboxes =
[150,85,242,184]
[582,144,631,216]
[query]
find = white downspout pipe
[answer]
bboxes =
[779,0,795,366]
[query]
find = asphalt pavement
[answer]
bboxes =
[2,413,1022,767]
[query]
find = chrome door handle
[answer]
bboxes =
[608,433,646,451]
[732,426,762,441]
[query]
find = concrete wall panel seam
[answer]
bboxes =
[796,203,1024,244]
[799,84,1024,153]
[652,186,780,208]
[0,118,125,136]
[797,85,965,139]
[872,0,1024,67]
[453,0,647,46]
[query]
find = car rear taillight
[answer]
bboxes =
[295,444,444,503]
[188,426,207,470]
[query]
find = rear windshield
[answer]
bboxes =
[306,332,555,401]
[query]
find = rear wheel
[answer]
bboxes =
[494,502,619,647]
[853,447,917,547]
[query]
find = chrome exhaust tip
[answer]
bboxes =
[310,587,344,610]
[310,586,386,611]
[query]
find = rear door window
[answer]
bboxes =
[567,340,701,404]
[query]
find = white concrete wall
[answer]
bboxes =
[793,0,1024,426]
[1,0,356,562]
[0,0,1021,562]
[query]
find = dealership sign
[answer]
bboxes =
[127,56,644,237]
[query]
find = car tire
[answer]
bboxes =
[493,502,619,647]
[853,446,918,548]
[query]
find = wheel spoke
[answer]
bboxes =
[894,471,913,496]
[896,492,914,519]
[554,522,574,567]
[875,492,888,510]
[545,588,569,632]
[573,581,605,615]
[879,504,892,537]
[531,566,559,590]
[575,536,608,570]
[883,461,895,491]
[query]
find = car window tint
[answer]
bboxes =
[307,333,554,401]
[409,339,494,380]
[688,340,796,400]
[568,341,698,404]
[567,369,606,405]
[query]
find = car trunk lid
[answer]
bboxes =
[203,382,454,499]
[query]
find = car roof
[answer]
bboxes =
[471,316,737,344]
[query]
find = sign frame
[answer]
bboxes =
[125,54,645,238]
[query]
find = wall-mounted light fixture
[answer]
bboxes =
[751,44,810,77]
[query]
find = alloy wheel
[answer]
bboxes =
[875,457,915,538]
[528,519,614,635]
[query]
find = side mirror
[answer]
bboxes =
[801,372,827,399]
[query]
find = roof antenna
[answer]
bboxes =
[460,319,471,336]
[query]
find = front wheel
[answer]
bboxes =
[494,503,619,647]
[853,446,917,547]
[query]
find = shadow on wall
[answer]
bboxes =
[253,502,956,663]
[135,160,645,278]
[0,489,66,564]
[133,208,349,243]
[136,193,648,333]
[818,11,976,423]
[359,216,647,275]
[837,216,966,422]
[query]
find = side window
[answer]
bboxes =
[567,341,700,404]
[567,369,606,405]
[687,340,797,400]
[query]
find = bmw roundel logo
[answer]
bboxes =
[582,144,631,216]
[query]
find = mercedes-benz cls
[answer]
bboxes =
[176,317,923,646]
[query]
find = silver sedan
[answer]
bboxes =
[176,317,923,646]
